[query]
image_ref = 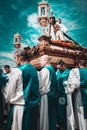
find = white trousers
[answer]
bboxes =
[11,105,24,130]
[67,93,75,130]
[75,90,87,130]
[40,94,49,130]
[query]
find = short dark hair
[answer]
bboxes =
[4,65,10,68]
[57,60,65,66]
[49,16,56,24]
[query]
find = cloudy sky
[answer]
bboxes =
[0,0,87,68]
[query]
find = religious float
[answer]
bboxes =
[14,0,87,69]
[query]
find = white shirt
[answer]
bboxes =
[38,68,51,95]
[3,68,25,105]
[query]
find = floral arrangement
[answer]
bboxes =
[51,40,82,49]
[24,46,39,57]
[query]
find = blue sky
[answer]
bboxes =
[0,0,87,68]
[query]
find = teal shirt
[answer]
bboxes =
[56,69,70,94]
[18,63,41,107]
[56,69,70,105]
[0,73,8,128]
[44,65,57,130]
[79,68,87,88]
[79,68,87,118]
[56,69,70,130]
[45,65,57,94]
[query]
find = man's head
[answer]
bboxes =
[4,65,11,74]
[49,16,56,24]
[56,60,66,72]
[40,55,50,67]
[14,49,29,66]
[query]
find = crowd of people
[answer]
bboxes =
[0,48,87,130]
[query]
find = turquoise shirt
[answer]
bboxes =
[44,65,57,130]
[18,63,41,107]
[56,69,70,130]
[45,65,57,94]
[0,73,8,128]
[56,69,70,105]
[79,68,87,118]
[56,69,70,94]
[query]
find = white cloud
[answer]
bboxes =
[30,34,38,39]
[26,13,42,47]
[67,19,83,31]
[27,13,41,31]
[30,34,39,45]
[21,39,31,48]
[0,52,14,60]
[21,34,40,48]
[0,51,16,68]
[0,59,15,69]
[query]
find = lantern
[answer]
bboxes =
[14,32,21,49]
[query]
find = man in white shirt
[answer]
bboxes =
[38,55,57,130]
[3,49,41,130]
[66,60,87,130]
